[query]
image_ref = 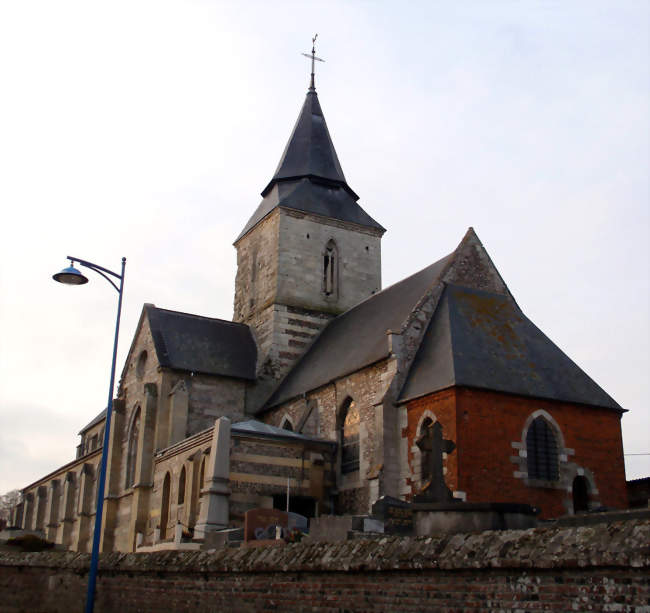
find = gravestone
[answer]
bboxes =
[415,420,456,503]
[371,496,413,535]
[244,508,289,542]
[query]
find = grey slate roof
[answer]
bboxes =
[79,409,106,435]
[399,284,622,410]
[236,90,384,242]
[146,306,257,380]
[264,252,456,408]
[263,240,621,412]
[263,90,349,195]
[232,419,335,446]
[236,178,384,242]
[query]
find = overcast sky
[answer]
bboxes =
[0,1,647,494]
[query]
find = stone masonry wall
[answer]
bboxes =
[264,358,396,516]
[186,373,246,435]
[233,210,280,325]
[276,209,382,314]
[1,519,647,612]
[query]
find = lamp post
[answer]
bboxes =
[53,255,126,613]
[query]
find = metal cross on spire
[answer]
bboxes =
[301,34,325,91]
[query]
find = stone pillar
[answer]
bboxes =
[168,380,189,446]
[35,486,47,534]
[12,502,24,529]
[309,453,325,501]
[100,398,125,552]
[186,452,202,529]
[22,494,34,531]
[58,473,77,549]
[127,384,158,551]
[74,464,94,552]
[194,417,231,539]
[44,480,61,542]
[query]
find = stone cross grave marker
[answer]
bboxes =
[416,421,456,502]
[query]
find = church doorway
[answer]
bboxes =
[572,475,590,513]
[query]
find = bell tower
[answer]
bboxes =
[234,42,385,409]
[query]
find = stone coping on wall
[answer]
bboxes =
[0,518,647,574]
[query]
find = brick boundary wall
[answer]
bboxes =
[1,519,648,613]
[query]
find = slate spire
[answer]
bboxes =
[236,49,384,243]
[261,89,355,198]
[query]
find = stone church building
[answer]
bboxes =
[12,74,628,552]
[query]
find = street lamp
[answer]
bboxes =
[53,255,126,613]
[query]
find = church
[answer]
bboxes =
[11,61,628,552]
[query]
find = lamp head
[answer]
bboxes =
[53,264,88,285]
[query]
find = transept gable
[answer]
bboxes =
[119,303,160,395]
[441,227,511,297]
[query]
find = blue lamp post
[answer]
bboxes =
[53,255,126,613]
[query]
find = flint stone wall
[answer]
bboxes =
[1,519,648,612]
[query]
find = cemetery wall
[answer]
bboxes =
[1,518,647,612]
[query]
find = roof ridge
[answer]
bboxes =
[151,306,250,329]
[396,254,456,335]
[393,228,474,335]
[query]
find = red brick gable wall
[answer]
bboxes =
[405,387,627,518]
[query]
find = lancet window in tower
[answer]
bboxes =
[323,240,338,297]
[526,416,559,481]
[340,399,360,474]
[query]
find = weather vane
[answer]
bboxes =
[301,34,324,91]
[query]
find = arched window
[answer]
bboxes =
[323,240,338,297]
[280,416,294,431]
[199,455,206,489]
[178,466,186,505]
[419,417,434,482]
[340,399,360,474]
[526,416,559,481]
[125,407,141,489]
[136,350,148,380]
[160,472,171,540]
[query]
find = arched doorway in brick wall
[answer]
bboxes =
[572,475,590,513]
